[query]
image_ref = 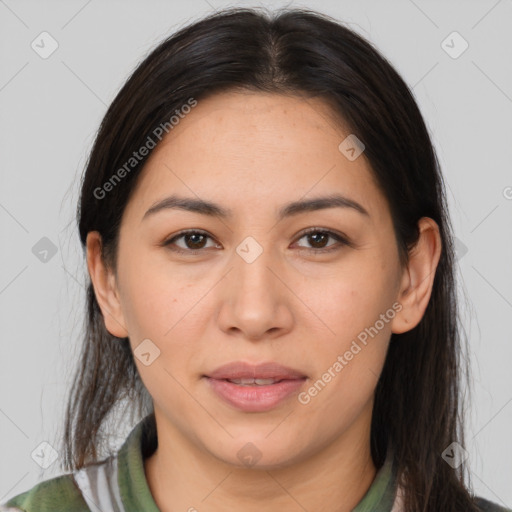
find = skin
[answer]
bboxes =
[87,90,441,512]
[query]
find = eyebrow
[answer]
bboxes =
[142,193,370,222]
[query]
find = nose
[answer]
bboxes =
[216,243,294,341]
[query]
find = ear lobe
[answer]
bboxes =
[391,217,442,335]
[86,231,129,338]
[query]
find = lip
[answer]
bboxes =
[205,361,307,381]
[203,361,307,412]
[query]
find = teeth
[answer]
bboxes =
[254,378,278,385]
[228,378,278,386]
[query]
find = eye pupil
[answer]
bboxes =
[166,229,345,255]
[308,232,328,248]
[186,233,206,249]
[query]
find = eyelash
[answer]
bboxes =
[161,227,352,256]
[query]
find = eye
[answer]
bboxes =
[162,229,220,255]
[293,227,351,254]
[162,228,351,256]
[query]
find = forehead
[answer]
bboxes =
[124,91,387,222]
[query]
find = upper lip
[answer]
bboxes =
[205,361,307,381]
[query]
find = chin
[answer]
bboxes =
[205,434,306,470]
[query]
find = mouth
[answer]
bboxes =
[204,360,307,381]
[221,377,293,386]
[203,361,307,412]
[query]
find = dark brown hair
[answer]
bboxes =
[63,6,482,511]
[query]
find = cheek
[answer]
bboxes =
[117,250,197,339]
[303,261,395,343]
[122,270,203,408]
[119,265,206,395]
[299,268,395,401]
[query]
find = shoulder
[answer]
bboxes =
[474,496,512,512]
[0,414,155,512]
[0,473,89,512]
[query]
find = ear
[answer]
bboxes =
[391,217,442,334]
[86,231,129,338]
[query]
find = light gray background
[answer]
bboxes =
[1,0,511,507]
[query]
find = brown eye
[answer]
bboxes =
[294,228,351,254]
[304,231,330,249]
[180,233,208,250]
[162,227,351,256]
[163,230,218,255]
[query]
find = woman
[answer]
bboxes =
[2,6,509,512]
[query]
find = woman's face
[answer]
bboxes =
[99,91,409,468]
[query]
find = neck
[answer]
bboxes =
[144,404,378,512]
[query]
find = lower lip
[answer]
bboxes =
[204,377,307,412]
